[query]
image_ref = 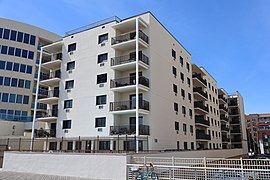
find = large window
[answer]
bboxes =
[4,77,11,86]
[97,73,107,84]
[11,78,18,87]
[68,43,76,52]
[64,99,73,109]
[23,95,29,104]
[26,65,32,74]
[1,45,8,54]
[17,32,23,42]
[9,94,16,103]
[95,117,106,127]
[65,80,74,89]
[98,33,108,44]
[67,61,75,71]
[2,93,8,102]
[63,120,72,129]
[3,29,10,39]
[6,62,12,70]
[96,95,106,105]
[16,95,22,104]
[0,60,5,69]
[25,80,31,89]
[30,35,36,45]
[97,53,108,63]
[23,33,30,44]
[18,79,24,88]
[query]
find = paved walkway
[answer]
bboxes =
[0,170,95,180]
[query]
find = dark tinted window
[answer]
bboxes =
[30,35,36,45]
[95,117,106,127]
[25,80,31,89]
[172,49,176,59]
[175,121,179,131]
[9,94,16,103]
[11,78,18,87]
[8,47,15,55]
[16,95,23,103]
[97,53,108,63]
[28,51,34,59]
[1,45,8,54]
[3,29,10,39]
[0,61,6,69]
[13,63,19,71]
[96,95,106,105]
[23,95,29,104]
[17,32,23,42]
[6,62,13,70]
[18,79,24,88]
[10,30,17,41]
[68,43,76,52]
[4,77,11,86]
[0,76,3,85]
[63,120,72,129]
[98,33,108,44]
[65,80,74,89]
[26,65,32,74]
[23,33,30,44]
[22,49,28,58]
[67,61,75,70]
[20,64,26,73]
[0,28,3,38]
[2,93,8,102]
[15,48,21,57]
[97,73,107,84]
[64,99,73,109]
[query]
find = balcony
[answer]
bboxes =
[32,88,48,97]
[228,101,238,106]
[109,100,149,114]
[37,109,58,122]
[31,102,47,111]
[192,73,207,87]
[110,76,149,92]
[196,131,211,141]
[220,115,229,122]
[219,105,228,113]
[229,111,239,116]
[194,101,209,114]
[111,31,149,50]
[40,71,61,87]
[231,129,241,134]
[231,138,242,143]
[221,125,229,132]
[110,125,150,136]
[222,136,230,142]
[230,119,240,124]
[42,54,62,70]
[35,129,56,138]
[195,115,210,127]
[38,89,59,104]
[111,52,149,70]
[193,87,208,101]
[218,95,227,103]
[0,113,32,122]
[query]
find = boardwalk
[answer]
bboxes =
[0,171,95,180]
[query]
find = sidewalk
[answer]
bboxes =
[0,171,96,180]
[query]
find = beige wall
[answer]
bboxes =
[0,121,25,136]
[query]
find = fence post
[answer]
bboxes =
[117,135,119,153]
[134,135,136,153]
[46,137,49,152]
[31,137,34,151]
[204,157,207,180]
[7,138,9,149]
[146,136,149,152]
[172,156,175,179]
[18,138,21,151]
[240,157,244,179]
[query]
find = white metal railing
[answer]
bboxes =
[127,157,270,179]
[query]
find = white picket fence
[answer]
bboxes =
[127,157,270,179]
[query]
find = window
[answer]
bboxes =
[1,45,8,54]
[211,118,213,125]
[13,63,19,71]
[3,29,10,39]
[68,43,76,52]
[189,109,192,117]
[187,77,191,86]
[9,94,16,103]
[188,93,192,102]
[63,120,72,129]
[174,102,178,112]
[26,65,32,74]
[8,47,15,55]
[179,56,183,66]
[16,95,22,103]
[28,51,34,60]
[65,80,74,89]
[2,93,8,102]
[0,60,5,69]
[0,76,3,85]
[30,35,36,45]
[18,79,24,88]
[17,32,23,42]
[23,95,29,104]
[173,84,177,94]
[181,89,185,98]
[215,120,217,126]
[95,117,106,127]
[190,125,193,134]
[22,49,28,58]
[67,61,75,71]
[4,77,11,86]
[191,142,194,150]
[0,28,2,38]
[184,142,188,150]
[96,95,106,105]
[15,48,21,57]
[172,49,176,59]
[98,33,108,44]
[182,106,186,115]
[172,66,177,77]
[64,99,73,109]
[6,61,12,70]
[186,62,190,72]
[180,72,184,82]
[11,78,18,87]
[97,73,107,84]
[23,33,30,44]
[183,123,187,132]
[97,53,108,63]
[175,121,179,131]
[25,80,31,89]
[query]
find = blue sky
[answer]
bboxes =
[0,0,269,114]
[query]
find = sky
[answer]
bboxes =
[0,0,269,114]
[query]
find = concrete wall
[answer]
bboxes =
[0,120,25,136]
[3,152,128,180]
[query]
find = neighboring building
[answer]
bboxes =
[34,12,247,153]
[0,18,61,136]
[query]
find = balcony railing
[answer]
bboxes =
[228,101,237,106]
[195,115,210,126]
[111,31,149,45]
[218,95,227,102]
[231,138,241,142]
[229,111,239,115]
[192,73,207,86]
[35,129,56,138]
[109,100,149,112]
[222,136,230,142]
[0,113,32,122]
[221,125,229,132]
[110,125,150,135]
[194,102,209,112]
[110,76,149,88]
[219,105,228,112]
[220,115,229,122]
[111,52,149,66]
[193,88,208,99]
[31,102,47,110]
[230,120,240,124]
[33,88,48,96]
[231,129,241,133]
[40,71,61,81]
[39,109,58,118]
[196,132,211,140]
[38,89,59,99]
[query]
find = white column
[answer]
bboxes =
[110,140,114,151]
[72,140,76,151]
[30,47,44,150]
[135,17,139,152]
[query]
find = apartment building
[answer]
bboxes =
[0,18,61,136]
[33,12,247,153]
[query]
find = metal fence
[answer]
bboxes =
[127,157,270,179]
